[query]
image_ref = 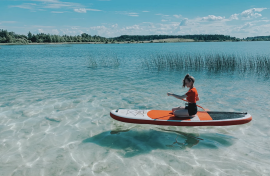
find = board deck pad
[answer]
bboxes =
[110,109,252,126]
[147,110,212,121]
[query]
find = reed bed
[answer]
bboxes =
[88,54,120,68]
[142,53,270,77]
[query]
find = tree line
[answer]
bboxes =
[0,29,109,44]
[111,34,239,42]
[1,29,270,44]
[246,36,270,41]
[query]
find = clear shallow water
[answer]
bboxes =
[0,42,270,176]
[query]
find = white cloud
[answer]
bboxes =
[201,15,225,21]
[87,9,102,12]
[173,14,181,18]
[161,19,168,22]
[10,0,97,12]
[33,0,58,2]
[115,11,139,17]
[241,8,267,18]
[128,13,139,17]
[251,8,267,12]
[230,14,239,20]
[90,26,107,30]
[43,3,74,9]
[74,8,101,13]
[142,22,156,29]
[36,28,59,34]
[74,8,87,13]
[232,22,256,34]
[180,18,188,26]
[125,25,140,30]
[241,22,253,29]
[228,8,267,21]
[59,29,77,35]
[252,19,270,23]
[88,25,112,36]
[33,25,55,28]
[52,29,59,34]
[38,29,45,33]
[111,24,118,28]
[10,3,37,9]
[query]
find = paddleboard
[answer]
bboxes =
[110,109,252,126]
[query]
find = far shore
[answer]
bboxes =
[0,38,245,46]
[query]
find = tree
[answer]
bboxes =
[81,33,88,38]
[0,37,6,43]
[31,34,38,42]
[52,35,56,42]
[77,36,82,42]
[66,36,71,42]
[47,34,52,43]
[37,38,43,43]
[27,32,32,40]
[60,36,65,42]
[55,35,60,42]
[6,34,12,43]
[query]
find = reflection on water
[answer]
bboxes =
[82,129,235,157]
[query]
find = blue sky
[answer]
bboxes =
[0,0,270,38]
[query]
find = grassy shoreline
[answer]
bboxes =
[0,38,242,46]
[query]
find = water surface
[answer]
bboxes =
[0,42,270,176]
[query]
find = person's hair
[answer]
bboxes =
[182,74,195,88]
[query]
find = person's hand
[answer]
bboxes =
[167,92,172,96]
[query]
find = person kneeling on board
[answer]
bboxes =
[167,74,199,117]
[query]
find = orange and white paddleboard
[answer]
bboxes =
[110,109,252,126]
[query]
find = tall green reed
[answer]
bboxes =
[88,54,120,68]
[142,53,270,77]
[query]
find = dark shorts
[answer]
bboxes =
[185,103,198,116]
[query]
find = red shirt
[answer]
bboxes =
[185,87,198,103]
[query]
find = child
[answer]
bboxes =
[167,74,199,117]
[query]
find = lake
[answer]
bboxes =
[0,42,270,176]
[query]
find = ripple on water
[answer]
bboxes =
[0,43,270,175]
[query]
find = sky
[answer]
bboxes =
[0,0,270,38]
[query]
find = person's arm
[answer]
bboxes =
[196,95,199,101]
[167,92,187,100]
